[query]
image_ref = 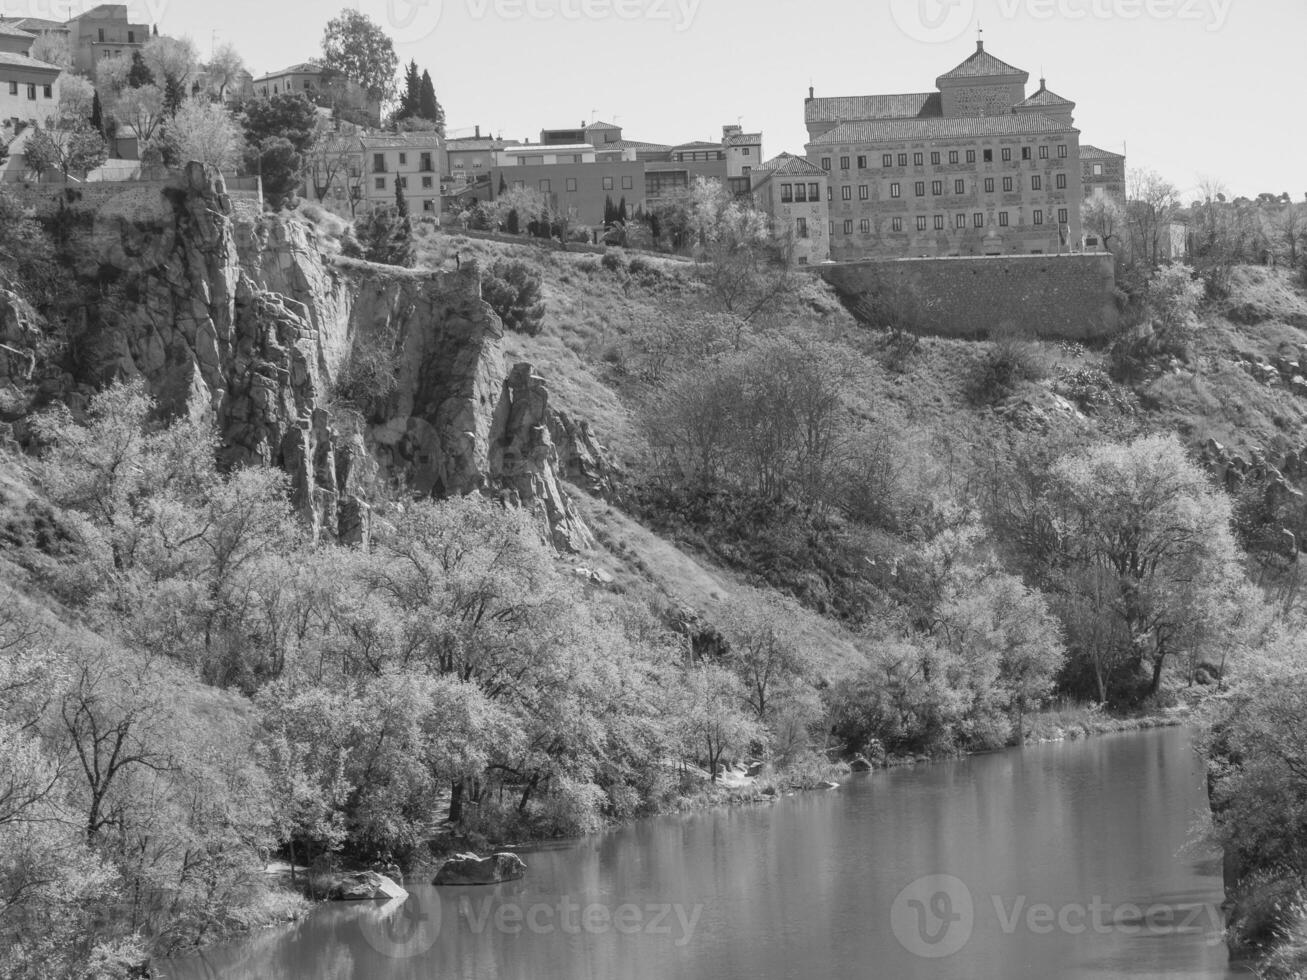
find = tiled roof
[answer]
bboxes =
[723,132,762,146]
[602,139,672,152]
[0,22,36,37]
[938,42,1028,80]
[585,120,620,131]
[755,153,826,177]
[805,92,942,124]
[360,133,442,147]
[69,4,128,21]
[670,140,722,151]
[1016,82,1074,108]
[7,17,67,31]
[1080,144,1124,160]
[810,113,1075,146]
[255,62,321,80]
[0,50,61,70]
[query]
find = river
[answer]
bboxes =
[163,726,1246,979]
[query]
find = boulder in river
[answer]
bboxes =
[849,755,874,772]
[434,852,527,886]
[330,871,408,901]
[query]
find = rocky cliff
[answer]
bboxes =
[29,163,598,550]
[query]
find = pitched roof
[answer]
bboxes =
[755,153,826,177]
[360,133,442,148]
[810,113,1076,146]
[670,140,722,151]
[68,4,130,21]
[0,22,36,38]
[1080,144,1125,160]
[805,92,942,125]
[255,62,322,80]
[7,17,67,31]
[1016,81,1074,108]
[937,41,1028,81]
[723,132,762,146]
[585,120,621,131]
[0,50,61,71]
[447,138,517,151]
[602,139,672,152]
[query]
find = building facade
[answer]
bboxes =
[445,126,520,184]
[492,143,645,227]
[806,41,1102,260]
[750,153,830,265]
[0,31,62,135]
[1081,144,1126,201]
[358,133,442,216]
[253,63,380,127]
[65,4,147,75]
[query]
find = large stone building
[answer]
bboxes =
[1081,144,1127,201]
[65,4,148,75]
[805,40,1105,260]
[0,23,62,137]
[253,63,381,127]
[750,153,831,265]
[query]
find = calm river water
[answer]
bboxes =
[163,726,1247,980]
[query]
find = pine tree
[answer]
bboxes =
[418,70,444,134]
[397,60,421,119]
[127,50,155,88]
[163,76,185,118]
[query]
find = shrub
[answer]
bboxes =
[601,250,626,273]
[482,259,546,335]
[968,326,1048,404]
[627,256,651,275]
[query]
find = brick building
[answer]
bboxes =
[805,40,1109,260]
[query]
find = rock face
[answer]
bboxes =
[329,871,408,902]
[64,163,597,550]
[433,852,527,886]
[1199,437,1306,556]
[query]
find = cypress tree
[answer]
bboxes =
[418,70,444,134]
[498,173,508,196]
[127,50,154,88]
[90,90,103,133]
[603,195,615,225]
[617,196,627,223]
[506,208,520,235]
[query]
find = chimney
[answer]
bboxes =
[808,85,814,100]
[475,124,481,138]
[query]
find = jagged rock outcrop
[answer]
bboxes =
[0,284,41,386]
[1200,437,1306,556]
[61,162,601,550]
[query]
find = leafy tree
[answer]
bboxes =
[23,124,108,180]
[481,259,546,334]
[240,94,318,208]
[142,35,200,94]
[127,49,155,89]
[680,665,762,782]
[354,202,414,267]
[162,97,244,171]
[304,120,358,210]
[28,31,71,68]
[1126,168,1181,268]
[1081,193,1124,253]
[112,83,166,144]
[205,41,247,101]
[321,9,399,102]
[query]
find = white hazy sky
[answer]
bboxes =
[21,0,1303,200]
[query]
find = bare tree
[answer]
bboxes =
[1126,168,1181,268]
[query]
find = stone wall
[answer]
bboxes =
[817,253,1118,340]
[7,175,262,217]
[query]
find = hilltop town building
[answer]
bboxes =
[253,63,381,127]
[1081,144,1127,200]
[0,23,62,136]
[750,153,831,265]
[65,4,148,75]
[805,40,1109,260]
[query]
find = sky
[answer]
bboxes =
[11,0,1303,200]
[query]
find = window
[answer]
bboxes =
[539,179,550,192]
[984,178,994,193]
[931,152,941,165]
[808,183,819,200]
[742,147,750,155]
[1058,144,1068,158]
[374,177,385,190]
[916,215,928,231]
[1093,163,1104,176]
[821,157,831,171]
[622,175,634,190]
[829,221,835,236]
[954,179,965,194]
[966,150,976,163]
[398,176,408,188]
[915,181,926,197]
[565,177,577,192]
[1033,209,1044,225]
[97,27,104,41]
[827,186,832,201]
[891,217,903,232]
[1002,148,1012,162]
[898,153,908,166]
[421,152,433,171]
[840,156,850,170]
[1031,175,1042,190]
[882,154,893,167]
[841,185,852,201]
[603,176,614,190]
[890,182,901,198]
[128,30,135,42]
[934,215,945,230]
[796,217,808,238]
[914,152,923,166]
[26,84,35,100]
[7,82,16,95]
[860,218,870,233]
[932,180,943,195]
[1022,146,1032,161]
[999,211,1009,227]
[1058,208,1069,224]
[399,153,407,165]
[857,155,867,169]
[858,184,869,200]
[983,149,993,162]
[955,213,966,229]
[795,183,807,202]
[1003,176,1014,192]
[422,176,434,189]
[373,154,386,173]
[780,183,793,203]
[843,219,853,234]
[423,199,435,212]
[974,212,984,228]
[949,150,959,164]
[1056,173,1067,189]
